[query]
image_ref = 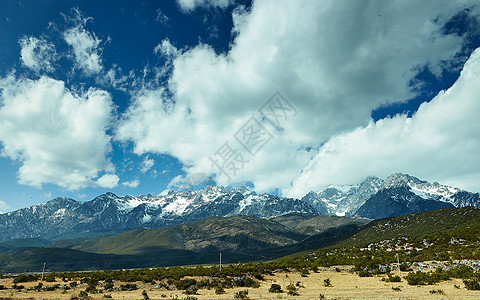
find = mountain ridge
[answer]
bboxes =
[0,173,479,243]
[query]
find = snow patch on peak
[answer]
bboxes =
[326,184,357,194]
[238,195,255,212]
[142,213,152,223]
[162,196,192,215]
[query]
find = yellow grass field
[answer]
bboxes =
[1,269,480,299]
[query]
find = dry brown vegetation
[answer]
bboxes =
[1,269,480,300]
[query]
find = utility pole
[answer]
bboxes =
[396,253,401,278]
[40,262,46,283]
[219,253,222,273]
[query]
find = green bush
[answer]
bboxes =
[104,282,114,290]
[45,273,56,282]
[323,278,332,287]
[463,279,480,290]
[286,283,299,296]
[45,284,60,291]
[119,283,138,291]
[234,289,249,299]
[34,282,43,291]
[183,286,198,295]
[175,278,197,290]
[13,274,39,283]
[358,270,372,277]
[387,275,401,282]
[214,285,225,294]
[12,284,25,290]
[268,283,282,293]
[405,270,449,285]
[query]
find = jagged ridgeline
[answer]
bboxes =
[0,173,479,272]
[0,173,479,243]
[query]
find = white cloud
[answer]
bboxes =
[0,199,11,214]
[122,179,140,188]
[0,75,115,190]
[64,24,103,75]
[140,156,155,173]
[95,173,120,188]
[154,39,179,59]
[97,66,130,91]
[288,47,480,197]
[176,0,234,13]
[19,36,56,72]
[156,8,169,24]
[118,1,479,194]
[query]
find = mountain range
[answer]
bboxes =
[302,173,480,218]
[0,214,369,272]
[0,173,479,243]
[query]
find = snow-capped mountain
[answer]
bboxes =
[0,173,478,242]
[353,173,480,219]
[301,176,384,216]
[0,186,316,242]
[302,173,480,218]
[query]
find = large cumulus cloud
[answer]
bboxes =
[117,0,478,193]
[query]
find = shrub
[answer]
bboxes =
[358,270,372,277]
[463,279,480,290]
[392,286,401,291]
[214,285,225,294]
[323,278,332,287]
[0,285,5,290]
[34,282,43,291]
[12,284,25,290]
[429,289,445,295]
[234,290,249,299]
[175,278,197,290]
[268,283,282,293]
[77,290,93,300]
[183,286,198,295]
[104,282,114,290]
[120,283,138,291]
[103,295,112,299]
[142,289,149,300]
[387,275,401,282]
[45,284,60,291]
[244,277,260,288]
[286,283,299,296]
[405,270,449,285]
[45,273,56,282]
[13,274,39,283]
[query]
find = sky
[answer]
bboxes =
[1,0,480,213]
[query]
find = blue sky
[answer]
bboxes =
[1,0,480,212]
